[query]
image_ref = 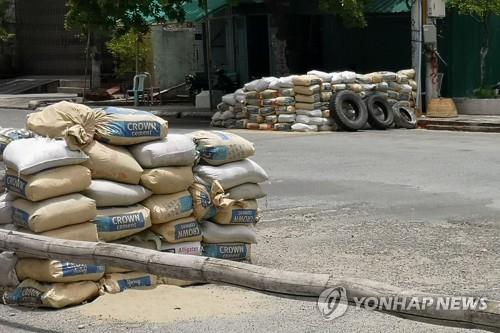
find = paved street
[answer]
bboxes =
[0,108,499,332]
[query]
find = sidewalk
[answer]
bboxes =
[418,115,500,133]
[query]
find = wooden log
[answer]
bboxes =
[0,229,499,332]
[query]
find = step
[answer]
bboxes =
[57,87,85,94]
[59,79,89,88]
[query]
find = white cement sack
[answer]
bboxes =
[295,115,312,124]
[340,71,356,83]
[92,205,152,241]
[83,140,143,184]
[142,191,193,224]
[3,138,88,175]
[150,216,202,243]
[12,194,97,233]
[16,259,105,283]
[291,123,318,132]
[0,193,15,225]
[0,128,36,161]
[309,117,329,126]
[278,75,296,88]
[3,279,99,308]
[83,180,152,207]
[234,89,246,103]
[188,131,255,166]
[194,159,268,189]
[220,110,235,120]
[5,165,91,202]
[211,111,223,121]
[202,243,251,261]
[189,183,216,221]
[295,102,322,110]
[400,84,413,94]
[201,221,257,244]
[0,252,19,287]
[307,70,332,82]
[296,109,322,117]
[221,93,236,106]
[226,183,266,200]
[244,79,269,92]
[41,223,99,242]
[141,166,193,194]
[321,82,332,91]
[99,272,157,294]
[278,114,296,123]
[331,72,342,84]
[94,107,168,145]
[356,74,372,84]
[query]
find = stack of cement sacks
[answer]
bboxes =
[211,91,247,129]
[188,131,268,262]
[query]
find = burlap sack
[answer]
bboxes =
[83,180,152,207]
[5,165,91,202]
[3,138,89,175]
[26,101,100,149]
[94,107,168,145]
[140,166,193,194]
[151,216,202,244]
[141,191,193,224]
[99,272,157,294]
[16,259,105,283]
[12,194,97,233]
[3,279,99,308]
[92,204,152,241]
[41,223,99,242]
[294,85,320,96]
[295,94,320,103]
[292,75,321,86]
[83,140,143,185]
[187,131,255,166]
[295,102,322,111]
[201,221,257,244]
[226,183,266,200]
[202,243,251,261]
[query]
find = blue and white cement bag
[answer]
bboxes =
[92,204,152,241]
[141,191,193,224]
[15,259,105,283]
[202,243,251,261]
[94,107,168,145]
[150,216,202,244]
[99,272,158,294]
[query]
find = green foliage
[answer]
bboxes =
[106,30,151,79]
[473,87,497,99]
[0,0,14,42]
[319,0,370,28]
[447,0,500,22]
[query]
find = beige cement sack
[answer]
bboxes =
[5,165,91,202]
[12,194,97,233]
[294,84,320,95]
[187,131,255,166]
[189,183,216,221]
[83,140,143,185]
[99,272,157,294]
[212,199,259,225]
[150,216,202,244]
[141,191,193,224]
[3,279,99,308]
[41,223,99,242]
[295,94,320,103]
[26,101,101,149]
[292,75,322,86]
[92,205,152,242]
[321,92,333,102]
[295,102,322,110]
[16,259,105,283]
[140,166,193,194]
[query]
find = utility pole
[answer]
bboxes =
[411,0,423,113]
[204,0,214,110]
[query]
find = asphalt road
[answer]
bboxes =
[0,108,499,332]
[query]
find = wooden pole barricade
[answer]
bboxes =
[0,230,499,332]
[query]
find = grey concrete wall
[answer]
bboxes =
[151,25,201,90]
[454,98,500,116]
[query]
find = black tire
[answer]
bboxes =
[329,91,368,131]
[365,94,394,130]
[393,103,417,129]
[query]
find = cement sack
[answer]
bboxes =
[150,216,202,243]
[274,123,292,131]
[0,128,36,161]
[160,241,202,255]
[3,279,99,308]
[194,159,268,189]
[279,88,295,97]
[26,101,99,149]
[112,229,162,250]
[275,105,296,114]
[235,110,249,119]
[92,205,151,241]
[347,84,362,93]
[222,119,236,128]
[319,124,335,132]
[361,84,376,91]
[83,140,143,185]
[83,180,152,207]
[333,84,347,91]
[396,74,409,84]
[322,109,331,118]
[99,272,157,294]
[247,105,260,114]
[295,115,312,124]
[292,75,321,86]
[331,72,342,84]
[340,71,356,83]
[309,117,329,126]
[94,107,168,145]
[216,103,230,112]
[3,138,88,175]
[296,109,322,117]
[295,102,322,110]
[366,72,384,84]
[294,85,320,96]
[273,96,295,106]
[397,69,416,80]
[376,82,389,92]
[260,89,279,99]
[388,91,399,100]
[291,123,318,132]
[0,252,19,287]
[295,94,320,103]
[244,79,269,92]
[278,114,296,123]
[265,115,278,124]
[226,183,265,200]
[355,74,371,84]
[201,221,257,244]
[188,130,255,166]
[220,110,235,120]
[246,123,260,130]
[388,82,402,92]
[5,165,91,202]
[321,92,332,102]
[202,243,251,261]
[141,166,193,194]
[221,93,236,106]
[260,106,275,116]
[211,184,258,224]
[16,259,105,283]
[12,194,96,233]
[245,91,259,99]
[129,134,197,168]
[321,82,332,91]
[277,75,296,88]
[41,223,99,242]
[0,193,15,225]
[235,119,248,129]
[259,124,273,130]
[378,71,398,82]
[400,84,413,94]
[234,89,246,103]
[267,78,281,90]
[408,79,418,91]
[142,191,193,224]
[307,70,332,82]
